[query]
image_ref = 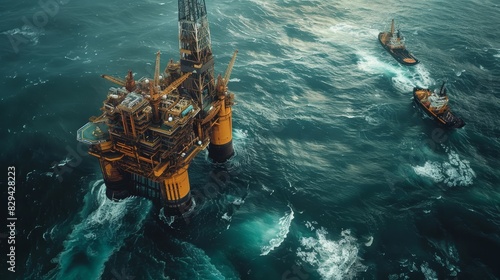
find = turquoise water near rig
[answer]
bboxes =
[1,0,500,279]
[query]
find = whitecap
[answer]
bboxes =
[26,170,35,181]
[261,184,274,195]
[158,208,175,226]
[420,262,438,280]
[364,236,374,247]
[305,221,318,231]
[430,240,460,276]
[455,69,465,77]
[64,55,81,61]
[412,149,476,187]
[232,128,248,140]
[232,198,244,206]
[2,25,42,46]
[52,182,151,279]
[52,157,72,168]
[297,228,366,279]
[222,212,231,221]
[260,206,294,256]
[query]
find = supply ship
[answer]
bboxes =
[413,82,465,129]
[77,0,238,215]
[378,19,419,65]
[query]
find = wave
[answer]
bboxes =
[430,239,461,277]
[2,25,43,47]
[260,205,294,256]
[392,238,461,279]
[48,181,151,279]
[297,226,366,280]
[412,147,476,187]
[176,241,228,279]
[420,262,438,280]
[356,50,433,92]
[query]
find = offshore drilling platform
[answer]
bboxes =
[77,0,237,215]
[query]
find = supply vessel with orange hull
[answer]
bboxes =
[379,19,419,65]
[413,82,465,129]
[77,0,238,216]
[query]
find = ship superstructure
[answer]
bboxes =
[77,0,238,215]
[378,19,419,65]
[413,82,465,129]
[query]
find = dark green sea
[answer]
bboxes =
[1,0,500,279]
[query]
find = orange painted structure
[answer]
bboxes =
[77,0,238,215]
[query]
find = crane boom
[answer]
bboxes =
[101,74,126,87]
[152,72,192,100]
[154,51,161,91]
[223,50,238,87]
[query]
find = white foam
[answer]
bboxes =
[43,224,57,241]
[297,227,366,279]
[65,55,81,61]
[54,182,151,279]
[232,198,244,206]
[305,221,318,231]
[158,208,175,226]
[261,184,274,195]
[260,206,294,256]
[2,25,42,46]
[364,236,374,247]
[50,157,72,169]
[431,240,460,276]
[356,50,433,92]
[420,262,438,280]
[392,64,433,92]
[434,253,460,277]
[222,212,231,221]
[357,51,397,75]
[233,128,248,140]
[413,148,476,187]
[455,69,466,77]
[26,170,35,181]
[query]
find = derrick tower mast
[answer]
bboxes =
[178,0,235,162]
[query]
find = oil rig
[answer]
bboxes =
[77,0,237,215]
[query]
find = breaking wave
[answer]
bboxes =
[260,205,294,256]
[297,226,366,280]
[48,181,151,279]
[413,148,476,187]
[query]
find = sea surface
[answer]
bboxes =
[1,0,500,279]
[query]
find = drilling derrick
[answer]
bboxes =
[77,0,237,216]
[178,0,235,162]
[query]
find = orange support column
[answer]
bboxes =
[209,100,234,162]
[99,159,132,200]
[161,164,193,214]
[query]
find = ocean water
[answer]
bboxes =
[1,0,500,279]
